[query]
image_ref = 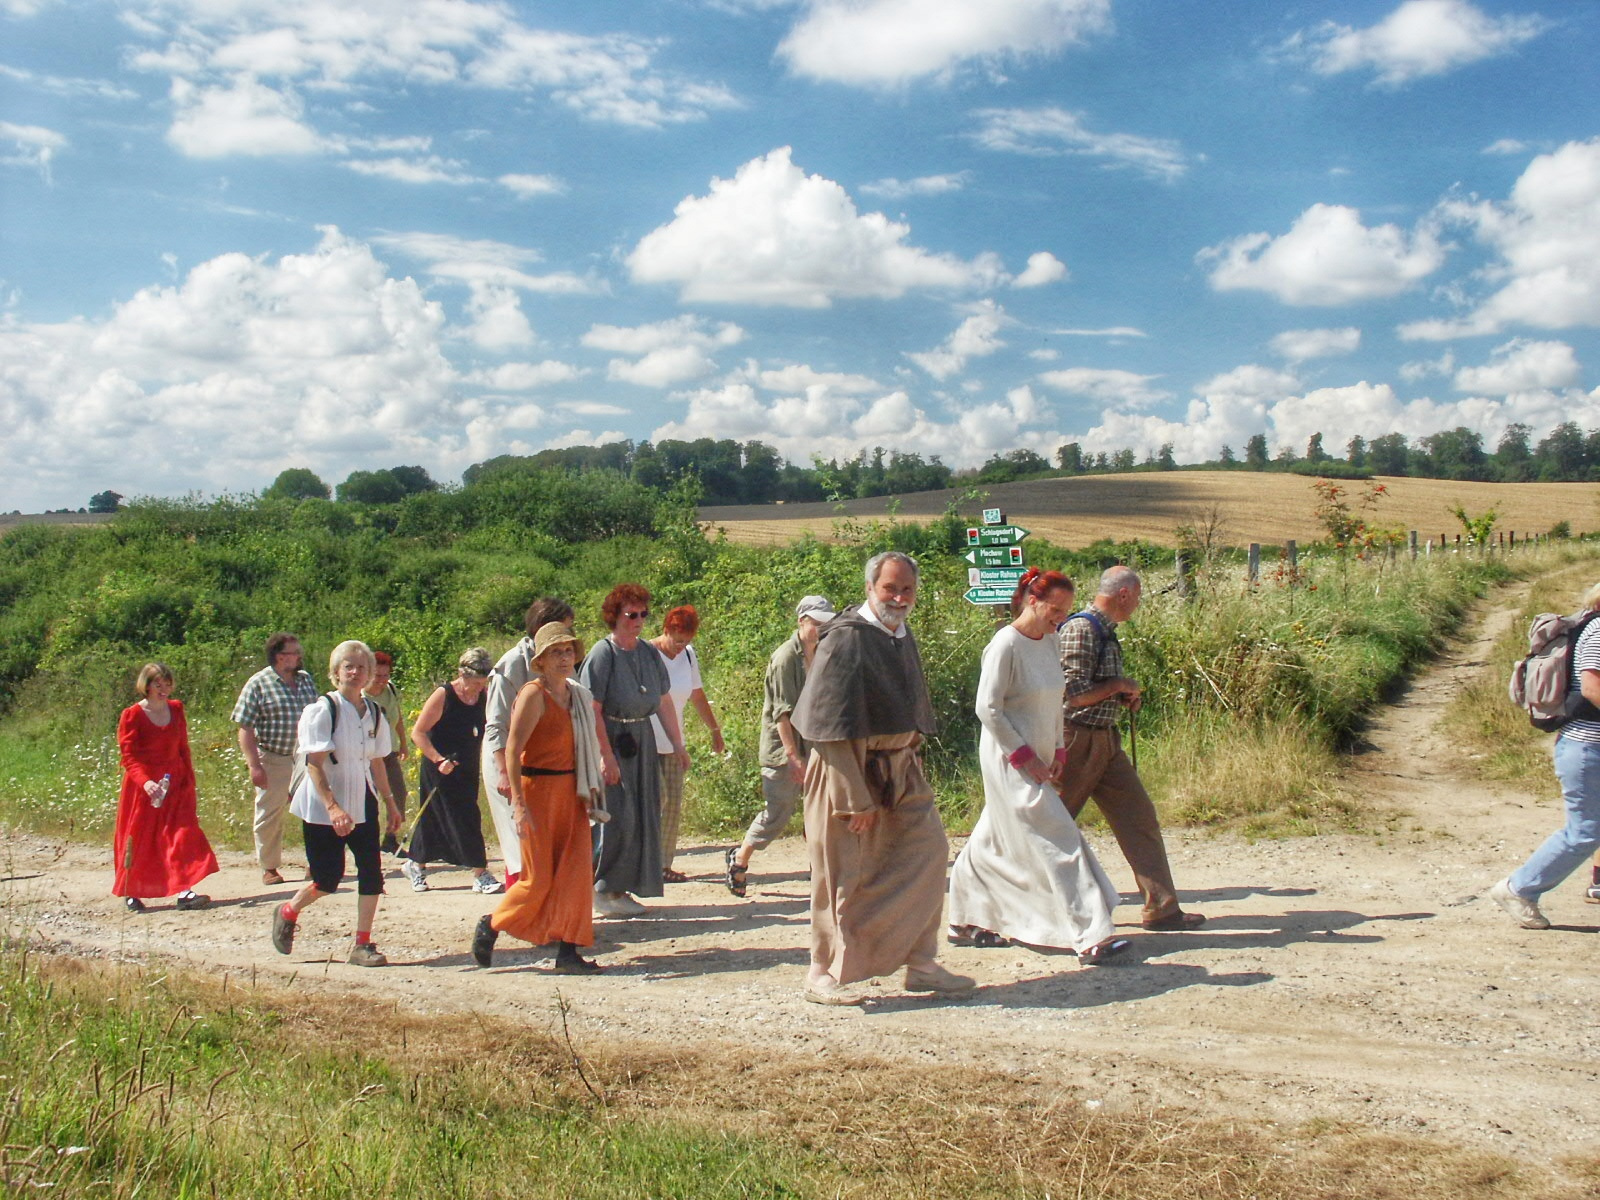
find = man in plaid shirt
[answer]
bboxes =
[1057,567,1205,931]
[232,632,319,885]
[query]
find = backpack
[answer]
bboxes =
[1508,610,1600,732]
[320,691,382,764]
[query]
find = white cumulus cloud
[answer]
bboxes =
[627,147,1005,307]
[1287,0,1549,87]
[583,315,745,388]
[777,0,1111,86]
[166,76,324,158]
[1400,139,1600,339]
[907,301,1008,380]
[1270,327,1361,362]
[1454,338,1581,394]
[1013,251,1069,288]
[1200,203,1444,305]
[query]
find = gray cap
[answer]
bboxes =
[795,595,836,622]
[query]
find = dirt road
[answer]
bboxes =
[6,579,1598,1165]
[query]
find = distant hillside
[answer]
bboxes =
[700,472,1600,550]
[0,512,113,534]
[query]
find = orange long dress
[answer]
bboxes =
[489,683,594,947]
[113,700,218,899]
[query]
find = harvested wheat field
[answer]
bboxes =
[702,472,1600,550]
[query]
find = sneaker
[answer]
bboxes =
[402,859,428,892]
[1586,884,1600,906]
[593,892,647,917]
[175,891,211,911]
[124,897,146,913]
[471,914,498,968]
[1489,878,1550,930]
[347,941,388,967]
[472,873,505,895]
[270,905,296,955]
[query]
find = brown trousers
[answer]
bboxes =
[1055,722,1179,923]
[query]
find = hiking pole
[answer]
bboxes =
[1127,704,1138,773]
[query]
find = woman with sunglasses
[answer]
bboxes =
[580,584,687,917]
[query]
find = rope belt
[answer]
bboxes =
[521,766,575,777]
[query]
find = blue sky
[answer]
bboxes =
[3,0,1598,510]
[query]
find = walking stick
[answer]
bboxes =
[397,755,453,858]
[1127,704,1138,773]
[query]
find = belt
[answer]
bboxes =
[606,714,654,724]
[1066,720,1117,732]
[521,766,574,777]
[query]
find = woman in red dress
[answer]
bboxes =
[113,663,218,912]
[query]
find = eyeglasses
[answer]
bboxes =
[622,609,650,620]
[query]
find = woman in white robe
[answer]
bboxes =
[947,569,1126,960]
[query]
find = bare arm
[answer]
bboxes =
[410,687,456,775]
[658,695,690,772]
[1581,669,1600,709]
[237,725,267,789]
[687,688,724,755]
[505,684,547,836]
[590,700,622,786]
[777,714,805,783]
[306,751,353,836]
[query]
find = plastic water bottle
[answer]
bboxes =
[151,773,171,809]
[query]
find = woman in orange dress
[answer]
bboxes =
[113,662,218,912]
[472,623,604,973]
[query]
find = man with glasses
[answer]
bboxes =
[791,552,975,1005]
[233,632,319,885]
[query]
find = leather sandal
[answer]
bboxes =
[724,847,748,897]
[663,867,689,884]
[1142,910,1206,931]
[1078,937,1131,964]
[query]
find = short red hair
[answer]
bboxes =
[662,605,699,637]
[372,650,393,668]
[600,582,651,629]
[1010,568,1074,617]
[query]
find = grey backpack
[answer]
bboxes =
[1509,610,1600,732]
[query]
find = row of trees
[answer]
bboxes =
[241,419,1600,518]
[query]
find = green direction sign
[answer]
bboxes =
[968,566,1027,588]
[965,524,1030,547]
[964,585,1015,606]
[962,545,1024,568]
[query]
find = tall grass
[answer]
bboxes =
[0,498,1570,845]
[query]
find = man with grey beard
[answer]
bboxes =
[791,551,975,1005]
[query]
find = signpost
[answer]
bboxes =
[961,510,1031,607]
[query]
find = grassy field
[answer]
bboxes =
[702,472,1600,550]
[3,936,1592,1200]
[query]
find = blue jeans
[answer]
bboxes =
[1509,735,1600,898]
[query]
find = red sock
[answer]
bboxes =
[504,871,519,888]
[354,930,372,945]
[279,903,297,923]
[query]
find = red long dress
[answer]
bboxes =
[113,700,218,899]
[490,684,594,947]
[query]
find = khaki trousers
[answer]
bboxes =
[252,749,296,871]
[1056,722,1179,923]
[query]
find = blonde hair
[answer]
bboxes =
[1584,582,1600,612]
[135,662,174,695]
[328,640,376,678]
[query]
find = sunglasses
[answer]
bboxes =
[622,609,650,620]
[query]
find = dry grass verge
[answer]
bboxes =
[5,948,1593,1199]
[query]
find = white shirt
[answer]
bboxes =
[290,692,392,825]
[650,644,703,753]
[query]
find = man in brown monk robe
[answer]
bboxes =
[791,550,976,1005]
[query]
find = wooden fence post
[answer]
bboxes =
[1248,542,1260,584]
[1175,550,1193,601]
[1408,530,1418,560]
[1285,539,1298,588]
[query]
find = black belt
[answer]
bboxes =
[521,766,574,777]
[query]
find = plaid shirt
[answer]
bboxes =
[231,666,319,757]
[1059,608,1124,729]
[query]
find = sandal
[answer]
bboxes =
[663,867,689,884]
[1079,937,1131,965]
[724,847,748,897]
